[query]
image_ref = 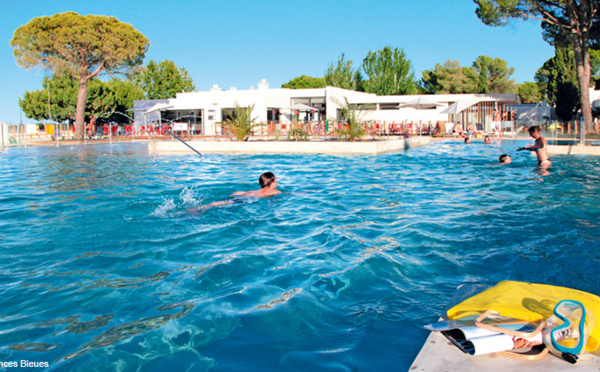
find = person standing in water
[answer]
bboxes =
[517,126,551,169]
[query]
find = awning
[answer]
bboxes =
[399,97,443,110]
[290,103,319,111]
[440,98,482,114]
[145,102,174,114]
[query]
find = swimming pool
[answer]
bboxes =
[1,141,599,371]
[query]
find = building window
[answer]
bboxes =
[380,103,400,110]
[267,108,281,122]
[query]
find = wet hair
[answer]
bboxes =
[485,135,490,140]
[464,137,470,143]
[259,172,276,188]
[499,154,509,163]
[528,126,540,134]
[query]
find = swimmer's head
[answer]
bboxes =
[464,137,471,143]
[528,125,541,138]
[259,172,277,188]
[499,154,511,164]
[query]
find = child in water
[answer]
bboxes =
[194,172,281,212]
[499,154,511,164]
[231,172,281,198]
[517,126,551,168]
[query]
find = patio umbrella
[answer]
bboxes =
[399,97,443,110]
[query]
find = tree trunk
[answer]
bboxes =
[573,37,593,137]
[566,0,594,142]
[74,77,89,139]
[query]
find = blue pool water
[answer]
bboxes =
[1,140,599,371]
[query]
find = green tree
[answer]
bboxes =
[473,0,598,132]
[324,53,362,90]
[282,75,326,89]
[19,73,77,122]
[103,78,145,118]
[20,74,143,123]
[11,12,149,138]
[591,49,600,89]
[360,46,416,95]
[517,82,543,103]
[133,59,196,99]
[223,104,257,141]
[536,47,580,121]
[472,55,516,93]
[336,98,366,141]
[419,60,478,94]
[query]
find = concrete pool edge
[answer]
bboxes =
[547,145,600,156]
[149,136,430,155]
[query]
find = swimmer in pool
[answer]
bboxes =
[499,154,511,164]
[484,135,492,144]
[193,172,281,212]
[517,126,551,169]
[231,172,281,198]
[464,137,471,144]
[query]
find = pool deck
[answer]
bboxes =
[149,136,430,155]
[410,330,600,371]
[547,145,600,156]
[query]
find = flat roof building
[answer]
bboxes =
[132,79,519,136]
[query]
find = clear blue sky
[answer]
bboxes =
[1,0,554,123]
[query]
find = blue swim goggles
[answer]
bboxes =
[549,299,588,364]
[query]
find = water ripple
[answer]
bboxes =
[0,142,599,371]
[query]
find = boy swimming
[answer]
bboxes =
[231,172,281,198]
[517,126,551,168]
[499,154,511,164]
[194,172,281,212]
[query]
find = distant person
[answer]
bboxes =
[517,126,551,169]
[499,154,511,164]
[90,115,97,135]
[466,123,475,135]
[464,137,471,144]
[484,135,492,144]
[86,121,94,139]
[453,122,463,137]
[492,108,501,133]
[193,172,282,212]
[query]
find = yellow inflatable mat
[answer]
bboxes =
[446,280,600,352]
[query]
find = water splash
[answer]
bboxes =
[180,187,201,206]
[151,198,176,217]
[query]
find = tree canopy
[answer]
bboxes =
[474,0,598,132]
[132,59,196,99]
[281,75,326,89]
[535,47,581,121]
[419,57,515,94]
[324,53,362,91]
[19,74,143,124]
[10,12,149,138]
[472,55,516,93]
[517,82,543,103]
[419,60,478,94]
[360,46,416,95]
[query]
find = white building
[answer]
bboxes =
[132,79,519,135]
